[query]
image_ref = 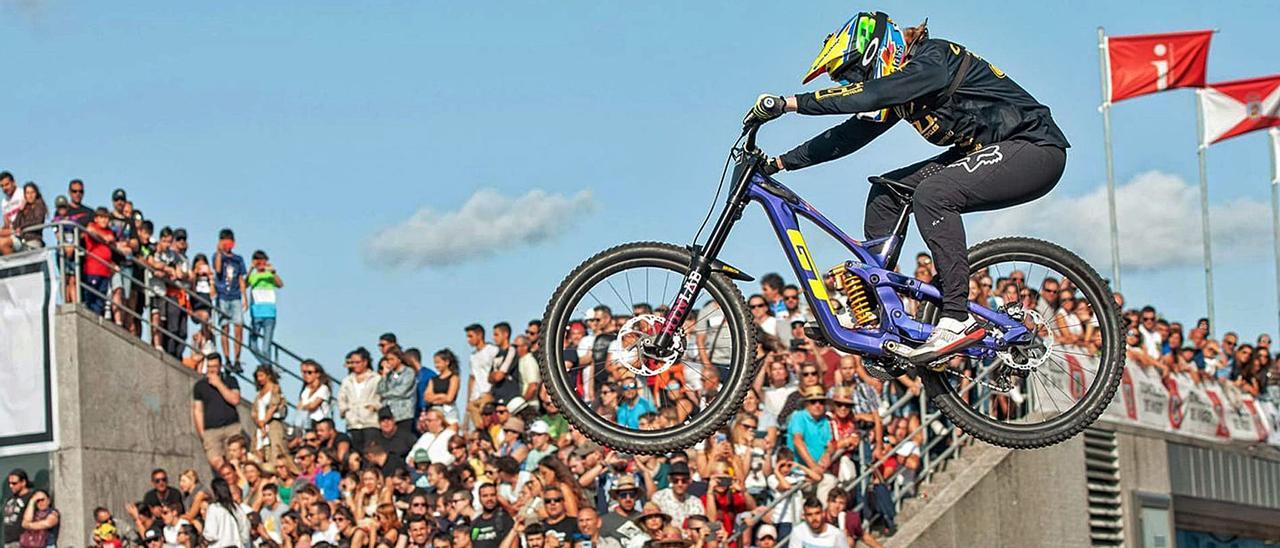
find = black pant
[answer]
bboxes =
[865,141,1066,320]
[161,299,188,358]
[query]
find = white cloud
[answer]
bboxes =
[364,188,596,269]
[970,171,1270,269]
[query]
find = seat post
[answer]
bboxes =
[883,200,913,271]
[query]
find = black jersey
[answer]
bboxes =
[779,38,1069,170]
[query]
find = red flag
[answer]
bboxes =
[1105,30,1212,103]
[1199,75,1280,146]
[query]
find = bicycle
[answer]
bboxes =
[540,121,1123,454]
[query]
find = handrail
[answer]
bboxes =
[19,221,339,412]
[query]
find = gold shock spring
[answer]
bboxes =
[830,263,877,327]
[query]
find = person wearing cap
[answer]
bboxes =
[522,419,554,471]
[495,416,529,464]
[373,405,417,464]
[599,475,644,542]
[245,249,283,365]
[630,502,671,547]
[79,207,116,315]
[755,522,779,548]
[616,377,657,430]
[649,461,704,533]
[788,385,837,502]
[828,385,879,482]
[105,188,136,327]
[212,227,247,368]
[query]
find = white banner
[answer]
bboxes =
[1029,346,1278,448]
[0,251,57,456]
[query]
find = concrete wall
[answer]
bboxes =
[51,306,253,547]
[888,436,1092,548]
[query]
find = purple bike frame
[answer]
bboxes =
[742,172,1027,359]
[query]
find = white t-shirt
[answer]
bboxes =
[470,344,500,394]
[518,353,541,397]
[310,521,339,544]
[788,522,850,548]
[299,384,331,422]
[1,188,22,228]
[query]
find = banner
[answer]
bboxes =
[1199,74,1280,146]
[1105,30,1212,104]
[1028,346,1276,447]
[0,251,58,456]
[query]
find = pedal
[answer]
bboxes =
[802,321,829,347]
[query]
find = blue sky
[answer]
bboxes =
[5,1,1279,391]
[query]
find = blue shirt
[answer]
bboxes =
[616,396,657,429]
[314,470,341,501]
[214,251,247,300]
[786,410,833,463]
[414,366,439,417]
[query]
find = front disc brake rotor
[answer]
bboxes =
[613,314,685,377]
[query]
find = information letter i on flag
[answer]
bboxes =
[1104,29,1212,104]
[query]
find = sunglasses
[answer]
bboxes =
[545,497,564,504]
[617,492,637,499]
[783,295,800,301]
[622,385,638,390]
[152,477,167,484]
[749,303,768,309]
[801,371,818,377]
[670,477,690,484]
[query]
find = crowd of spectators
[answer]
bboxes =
[5,173,1280,547]
[0,172,284,370]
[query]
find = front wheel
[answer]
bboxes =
[540,242,758,454]
[922,237,1124,449]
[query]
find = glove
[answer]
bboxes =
[760,156,783,176]
[744,94,787,126]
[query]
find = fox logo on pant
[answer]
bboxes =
[949,145,1003,173]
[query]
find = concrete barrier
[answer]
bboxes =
[51,305,254,547]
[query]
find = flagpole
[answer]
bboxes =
[1195,90,1216,336]
[1097,27,1122,291]
[1271,129,1280,340]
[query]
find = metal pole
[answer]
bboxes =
[1098,27,1122,291]
[1271,129,1280,340]
[1194,90,1215,336]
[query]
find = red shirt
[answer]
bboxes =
[704,490,749,534]
[83,224,114,277]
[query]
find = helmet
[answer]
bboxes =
[803,11,907,86]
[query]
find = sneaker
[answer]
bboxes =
[909,315,986,368]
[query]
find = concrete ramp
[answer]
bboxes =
[886,435,1090,548]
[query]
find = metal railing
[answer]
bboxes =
[15,220,338,413]
[732,365,1007,545]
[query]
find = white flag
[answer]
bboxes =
[1198,75,1280,147]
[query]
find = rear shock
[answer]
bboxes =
[828,262,879,329]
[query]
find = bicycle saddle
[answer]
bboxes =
[867,176,915,199]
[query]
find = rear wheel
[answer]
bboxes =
[921,237,1124,449]
[539,242,758,454]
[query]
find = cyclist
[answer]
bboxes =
[744,11,1069,366]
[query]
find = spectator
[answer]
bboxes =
[409,409,458,466]
[760,272,786,316]
[316,418,353,466]
[3,468,33,548]
[467,324,501,428]
[106,190,137,329]
[748,294,782,341]
[790,496,848,548]
[825,487,880,548]
[600,476,644,543]
[649,461,703,531]
[191,353,243,471]
[514,335,543,413]
[156,500,188,547]
[13,489,56,548]
[539,485,579,544]
[372,406,417,465]
[339,347,381,452]
[298,359,333,430]
[212,228,247,369]
[203,478,250,547]
[176,470,210,525]
[755,523,779,548]
[630,503,671,547]
[379,347,417,432]
[616,378,657,430]
[252,365,289,464]
[491,322,523,404]
[408,347,439,425]
[576,506,620,548]
[246,249,283,365]
[471,483,514,548]
[524,420,555,471]
[703,460,755,535]
[80,208,116,315]
[154,227,190,359]
[142,468,184,512]
[425,349,462,422]
[4,182,47,255]
[0,173,22,255]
